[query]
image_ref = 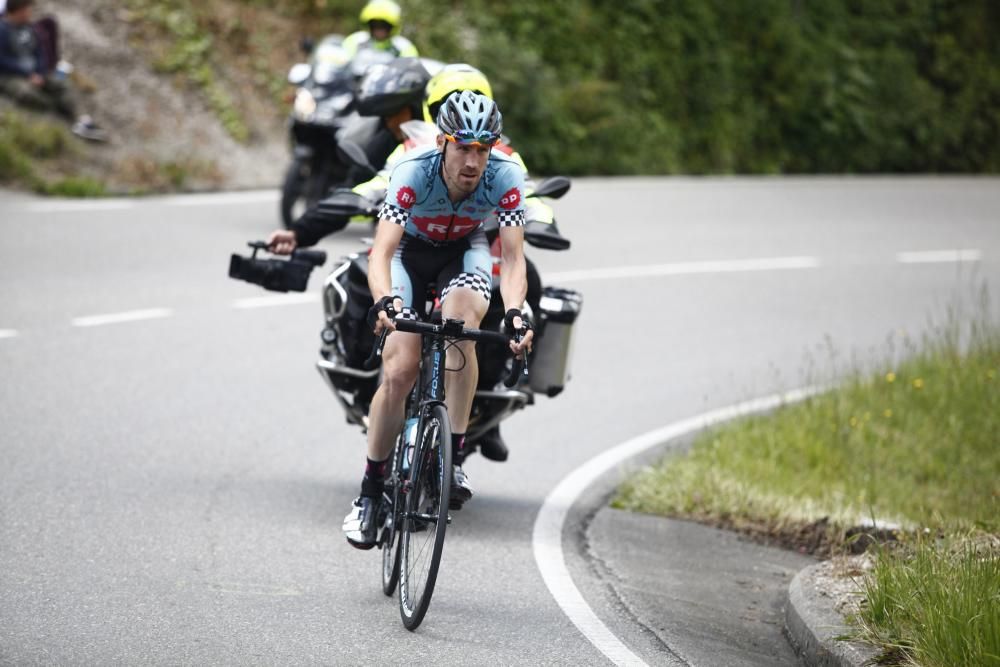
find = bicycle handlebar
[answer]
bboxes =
[362,317,529,388]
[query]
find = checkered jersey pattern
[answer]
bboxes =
[441,272,492,303]
[379,202,410,227]
[497,209,525,227]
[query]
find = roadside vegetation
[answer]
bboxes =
[124,0,1000,175]
[614,290,999,665]
[0,110,107,196]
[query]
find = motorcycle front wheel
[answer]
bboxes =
[280,157,309,228]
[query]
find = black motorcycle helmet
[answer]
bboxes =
[355,57,430,119]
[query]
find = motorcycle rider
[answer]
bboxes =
[341,92,533,548]
[342,0,418,59]
[268,61,558,464]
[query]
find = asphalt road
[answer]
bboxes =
[2,178,998,665]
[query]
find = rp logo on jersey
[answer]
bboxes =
[499,187,521,210]
[396,186,417,209]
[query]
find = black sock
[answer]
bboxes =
[452,433,466,466]
[360,456,388,498]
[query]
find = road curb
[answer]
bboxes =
[539,388,887,665]
[784,564,879,667]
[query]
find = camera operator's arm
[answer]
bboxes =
[267,206,351,255]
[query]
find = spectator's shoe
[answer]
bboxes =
[449,465,473,510]
[71,115,108,143]
[476,426,509,462]
[342,495,381,550]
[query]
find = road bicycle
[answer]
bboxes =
[365,316,526,630]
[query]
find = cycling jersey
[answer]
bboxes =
[379,145,526,244]
[379,145,526,315]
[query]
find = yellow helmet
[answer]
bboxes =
[360,0,402,33]
[422,63,493,123]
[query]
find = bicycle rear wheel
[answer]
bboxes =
[398,403,452,630]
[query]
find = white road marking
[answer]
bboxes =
[71,308,174,328]
[545,256,821,283]
[25,200,134,213]
[532,387,819,667]
[0,329,18,339]
[166,190,279,207]
[896,249,982,264]
[232,293,319,309]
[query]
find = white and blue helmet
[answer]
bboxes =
[436,90,502,146]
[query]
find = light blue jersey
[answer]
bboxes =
[379,146,526,244]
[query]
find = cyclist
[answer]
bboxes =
[342,91,533,549]
[268,61,558,464]
[342,0,418,59]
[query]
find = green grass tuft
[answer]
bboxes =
[857,536,1000,667]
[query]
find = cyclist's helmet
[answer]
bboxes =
[355,57,430,118]
[436,90,502,147]
[423,63,493,124]
[360,0,402,35]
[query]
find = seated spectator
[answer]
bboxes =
[0,0,105,141]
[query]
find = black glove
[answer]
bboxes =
[504,308,532,336]
[367,296,397,330]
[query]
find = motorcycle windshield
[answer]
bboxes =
[312,64,353,90]
[399,120,439,149]
[311,37,352,87]
[349,49,394,78]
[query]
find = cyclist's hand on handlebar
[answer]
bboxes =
[368,295,403,335]
[267,229,297,255]
[504,308,534,359]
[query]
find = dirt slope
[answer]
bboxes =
[29,0,296,192]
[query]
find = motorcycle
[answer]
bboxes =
[280,36,395,227]
[312,175,582,448]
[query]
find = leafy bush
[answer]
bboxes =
[276,0,1000,175]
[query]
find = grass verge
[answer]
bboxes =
[613,290,999,664]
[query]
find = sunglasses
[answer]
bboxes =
[444,130,500,146]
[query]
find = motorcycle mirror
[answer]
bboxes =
[524,220,571,251]
[316,190,374,219]
[288,63,311,86]
[528,176,571,200]
[337,139,378,177]
[299,37,315,55]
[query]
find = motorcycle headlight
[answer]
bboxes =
[293,88,317,120]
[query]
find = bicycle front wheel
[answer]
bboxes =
[380,455,402,597]
[398,403,452,630]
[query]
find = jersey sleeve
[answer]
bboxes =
[494,162,527,228]
[379,156,423,228]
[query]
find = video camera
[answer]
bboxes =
[228,241,327,293]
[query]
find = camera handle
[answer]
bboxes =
[247,240,268,257]
[246,240,326,267]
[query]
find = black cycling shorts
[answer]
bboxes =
[390,228,492,320]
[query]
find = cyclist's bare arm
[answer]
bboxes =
[498,225,533,356]
[368,219,405,334]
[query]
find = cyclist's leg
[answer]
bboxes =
[367,234,430,463]
[344,237,425,548]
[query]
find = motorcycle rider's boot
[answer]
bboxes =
[449,465,473,510]
[477,426,509,462]
[342,495,381,550]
